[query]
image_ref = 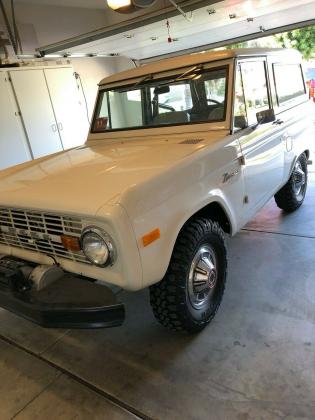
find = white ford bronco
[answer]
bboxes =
[0,48,312,332]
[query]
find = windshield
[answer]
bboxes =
[92,66,228,132]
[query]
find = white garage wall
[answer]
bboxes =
[70,56,134,123]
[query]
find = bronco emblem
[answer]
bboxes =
[222,169,240,184]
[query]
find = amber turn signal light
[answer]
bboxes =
[61,235,81,252]
[142,228,161,247]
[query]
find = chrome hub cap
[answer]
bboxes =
[188,245,217,309]
[293,161,306,199]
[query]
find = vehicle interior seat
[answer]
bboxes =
[152,111,189,125]
[208,106,225,121]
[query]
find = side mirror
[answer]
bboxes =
[256,109,276,125]
[234,115,247,129]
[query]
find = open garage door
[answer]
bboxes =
[37,0,315,61]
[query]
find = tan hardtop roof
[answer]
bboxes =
[99,48,301,87]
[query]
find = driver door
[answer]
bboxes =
[234,59,285,221]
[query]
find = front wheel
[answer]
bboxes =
[274,153,308,212]
[150,218,227,333]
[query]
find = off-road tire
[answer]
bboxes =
[274,153,308,212]
[149,218,227,333]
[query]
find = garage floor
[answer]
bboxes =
[0,162,314,420]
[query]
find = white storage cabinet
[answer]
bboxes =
[0,65,89,170]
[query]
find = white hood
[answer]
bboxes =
[0,132,228,216]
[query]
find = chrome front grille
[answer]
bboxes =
[0,207,89,264]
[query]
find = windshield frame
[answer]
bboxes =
[91,64,230,134]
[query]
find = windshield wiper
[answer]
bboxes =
[174,64,203,81]
[153,65,204,88]
[117,74,153,93]
[116,65,203,93]
[133,74,154,88]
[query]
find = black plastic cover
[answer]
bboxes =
[0,261,125,329]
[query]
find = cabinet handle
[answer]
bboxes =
[58,122,63,131]
[51,124,57,132]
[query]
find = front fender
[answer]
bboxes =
[119,135,243,289]
[122,189,236,289]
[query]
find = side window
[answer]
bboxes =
[273,64,306,105]
[240,61,270,125]
[234,65,247,129]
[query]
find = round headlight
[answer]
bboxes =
[81,227,116,267]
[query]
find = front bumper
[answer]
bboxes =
[0,258,125,329]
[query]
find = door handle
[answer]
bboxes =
[51,124,57,132]
[238,156,246,166]
[272,119,284,125]
[58,122,63,131]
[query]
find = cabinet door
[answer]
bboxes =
[10,70,63,159]
[44,68,89,150]
[0,72,32,170]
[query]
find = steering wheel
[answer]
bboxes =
[158,103,176,112]
[206,99,222,105]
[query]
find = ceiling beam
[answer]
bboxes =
[37,0,222,56]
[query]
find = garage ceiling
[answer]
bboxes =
[37,0,315,60]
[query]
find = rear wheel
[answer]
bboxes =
[150,218,227,333]
[274,153,308,212]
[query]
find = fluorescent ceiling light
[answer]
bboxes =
[107,0,159,14]
[107,0,132,10]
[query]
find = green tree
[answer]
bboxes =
[225,41,250,49]
[277,26,315,60]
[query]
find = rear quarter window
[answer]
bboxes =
[273,64,306,106]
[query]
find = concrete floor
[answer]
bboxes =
[0,162,314,420]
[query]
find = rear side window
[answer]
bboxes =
[273,64,306,105]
